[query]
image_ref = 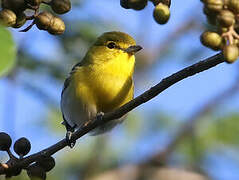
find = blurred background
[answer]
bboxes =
[1,0,239,180]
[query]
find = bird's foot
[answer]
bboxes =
[83,112,105,127]
[96,112,104,121]
[66,131,76,148]
[63,120,76,148]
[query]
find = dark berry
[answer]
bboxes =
[0,132,12,151]
[14,137,31,157]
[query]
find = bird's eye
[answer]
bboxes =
[107,42,116,49]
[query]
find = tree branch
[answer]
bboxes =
[0,53,224,175]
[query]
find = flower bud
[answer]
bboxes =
[228,0,239,13]
[217,10,235,27]
[48,17,65,35]
[153,3,170,24]
[205,0,223,11]
[223,44,239,63]
[51,0,71,14]
[0,9,16,27]
[200,31,222,50]
[35,11,54,30]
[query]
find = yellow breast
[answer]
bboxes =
[72,52,135,113]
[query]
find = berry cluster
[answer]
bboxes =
[120,0,171,25]
[200,0,239,63]
[0,132,55,180]
[0,0,71,35]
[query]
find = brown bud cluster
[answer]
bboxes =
[120,0,171,25]
[201,0,239,63]
[51,0,71,14]
[35,12,65,35]
[0,0,71,35]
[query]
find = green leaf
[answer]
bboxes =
[213,113,239,145]
[0,26,16,77]
[196,113,239,148]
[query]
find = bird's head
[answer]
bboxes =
[85,31,142,64]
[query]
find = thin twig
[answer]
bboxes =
[0,53,225,175]
[19,21,35,32]
[6,150,17,161]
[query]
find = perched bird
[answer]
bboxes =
[61,31,142,147]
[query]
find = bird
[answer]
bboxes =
[60,31,142,147]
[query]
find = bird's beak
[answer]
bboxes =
[124,45,142,54]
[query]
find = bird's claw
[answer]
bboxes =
[96,112,104,121]
[66,131,76,148]
[83,112,104,127]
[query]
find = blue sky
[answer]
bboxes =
[1,1,239,179]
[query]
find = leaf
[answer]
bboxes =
[196,113,239,148]
[213,113,239,145]
[177,114,239,161]
[0,26,16,77]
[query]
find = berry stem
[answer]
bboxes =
[6,149,17,160]
[19,21,35,32]
[222,26,239,45]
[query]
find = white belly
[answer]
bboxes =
[61,85,127,134]
[61,86,97,128]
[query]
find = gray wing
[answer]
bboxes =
[61,61,83,98]
[61,62,83,126]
